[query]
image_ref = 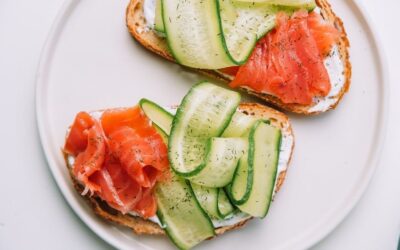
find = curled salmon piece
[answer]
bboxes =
[64,112,95,156]
[65,106,169,218]
[71,119,106,194]
[102,106,169,188]
[89,155,143,214]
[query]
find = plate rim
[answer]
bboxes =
[35,0,390,249]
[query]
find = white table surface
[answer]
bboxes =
[0,0,399,249]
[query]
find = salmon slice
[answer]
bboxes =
[89,155,143,214]
[219,66,240,77]
[65,106,169,218]
[308,11,340,56]
[289,10,331,97]
[270,12,315,104]
[229,10,339,105]
[102,107,168,187]
[64,112,95,156]
[108,126,167,187]
[134,187,157,219]
[72,120,106,194]
[101,106,152,137]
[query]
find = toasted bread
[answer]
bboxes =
[66,103,294,237]
[126,0,351,115]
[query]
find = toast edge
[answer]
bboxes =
[125,0,352,115]
[65,103,294,237]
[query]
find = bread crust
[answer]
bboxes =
[126,0,351,115]
[66,103,294,237]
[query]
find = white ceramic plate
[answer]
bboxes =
[36,0,388,249]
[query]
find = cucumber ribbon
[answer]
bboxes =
[140,82,281,218]
[159,0,316,69]
[140,85,256,188]
[191,184,235,219]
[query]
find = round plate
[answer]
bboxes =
[36,0,388,249]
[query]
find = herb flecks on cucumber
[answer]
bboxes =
[155,170,215,249]
[234,0,316,10]
[191,184,235,220]
[158,0,316,69]
[168,82,241,178]
[235,121,281,217]
[139,98,173,134]
[140,82,283,249]
[151,125,215,250]
[188,137,247,187]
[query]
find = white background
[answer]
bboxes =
[0,0,399,249]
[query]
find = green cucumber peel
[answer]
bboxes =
[236,121,281,218]
[217,188,235,218]
[154,0,165,33]
[139,98,173,134]
[160,0,313,68]
[155,171,215,249]
[222,111,265,137]
[226,147,252,205]
[153,113,215,249]
[162,0,235,68]
[233,0,316,10]
[226,119,270,205]
[217,0,278,64]
[140,94,248,188]
[168,82,241,178]
[188,137,247,187]
[191,184,235,220]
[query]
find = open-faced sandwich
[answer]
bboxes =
[126,0,351,115]
[63,82,294,249]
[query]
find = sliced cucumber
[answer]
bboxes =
[151,126,214,249]
[222,111,261,137]
[191,184,234,220]
[141,97,244,187]
[234,0,316,10]
[154,0,165,33]
[140,98,259,139]
[191,184,219,219]
[218,0,278,64]
[162,0,235,69]
[227,152,252,205]
[168,82,241,177]
[155,172,215,249]
[162,0,315,68]
[161,0,277,68]
[139,98,173,134]
[236,121,281,218]
[217,189,235,218]
[188,137,247,187]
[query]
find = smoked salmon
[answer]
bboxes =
[64,112,95,156]
[64,106,169,218]
[229,10,340,105]
[63,112,106,194]
[102,107,169,188]
[89,156,143,214]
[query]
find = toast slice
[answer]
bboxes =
[126,0,351,115]
[65,103,294,236]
